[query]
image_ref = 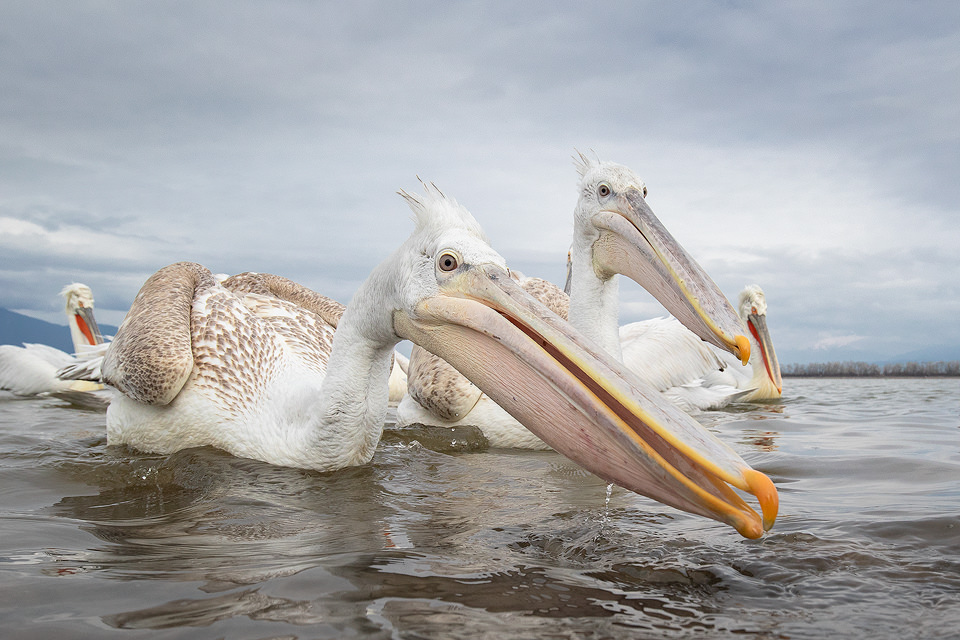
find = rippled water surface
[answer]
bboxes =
[1,378,958,639]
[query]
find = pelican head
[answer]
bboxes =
[389,184,776,538]
[59,283,103,349]
[739,285,783,396]
[571,153,750,365]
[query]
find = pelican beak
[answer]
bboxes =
[395,263,778,538]
[748,313,783,395]
[74,305,104,347]
[591,188,750,365]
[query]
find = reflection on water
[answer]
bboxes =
[2,379,960,639]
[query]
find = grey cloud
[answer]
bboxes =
[1,1,957,364]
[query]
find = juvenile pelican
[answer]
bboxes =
[0,283,106,401]
[68,185,776,538]
[398,156,752,443]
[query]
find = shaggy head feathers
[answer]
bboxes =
[739,285,768,316]
[59,283,95,312]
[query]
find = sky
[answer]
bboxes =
[1,1,958,364]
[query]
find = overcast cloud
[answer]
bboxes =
[2,1,958,363]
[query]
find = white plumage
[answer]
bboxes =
[52,185,780,538]
[642,284,783,404]
[0,283,107,403]
[618,317,748,411]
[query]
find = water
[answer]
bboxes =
[1,378,958,639]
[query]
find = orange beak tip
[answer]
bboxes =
[745,469,779,532]
[735,334,751,365]
[732,514,765,539]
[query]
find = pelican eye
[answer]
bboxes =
[597,183,611,198]
[642,185,648,197]
[438,251,460,272]
[751,307,758,315]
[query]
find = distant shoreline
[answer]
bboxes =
[783,374,959,378]
[782,361,959,378]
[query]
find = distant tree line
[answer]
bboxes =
[782,361,960,377]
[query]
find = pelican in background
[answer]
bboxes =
[0,283,107,404]
[641,284,782,404]
[398,155,753,444]
[62,184,776,538]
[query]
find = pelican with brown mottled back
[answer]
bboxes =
[75,184,776,538]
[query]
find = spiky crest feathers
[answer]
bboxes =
[398,179,487,243]
[572,151,647,197]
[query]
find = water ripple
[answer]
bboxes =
[2,379,959,638]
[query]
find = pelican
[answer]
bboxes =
[631,284,782,405]
[64,185,776,538]
[398,155,752,444]
[0,283,107,401]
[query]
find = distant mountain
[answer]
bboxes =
[780,344,960,367]
[778,347,882,366]
[0,308,119,352]
[884,345,960,364]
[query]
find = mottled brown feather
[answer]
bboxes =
[103,263,340,413]
[222,272,346,329]
[102,262,209,405]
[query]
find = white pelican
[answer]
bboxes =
[635,284,782,404]
[0,283,107,401]
[398,155,752,444]
[64,185,776,538]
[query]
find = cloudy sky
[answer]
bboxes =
[2,1,958,364]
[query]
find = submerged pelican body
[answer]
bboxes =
[75,185,776,537]
[399,155,753,442]
[0,283,106,402]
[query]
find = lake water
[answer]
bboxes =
[1,377,958,639]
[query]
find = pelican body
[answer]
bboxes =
[0,283,105,398]
[78,185,776,538]
[681,285,783,402]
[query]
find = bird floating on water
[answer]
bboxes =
[0,283,108,406]
[620,285,783,410]
[63,184,777,538]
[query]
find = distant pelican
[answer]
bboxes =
[64,185,776,538]
[723,285,783,400]
[625,284,782,406]
[0,283,107,402]
[398,155,752,445]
